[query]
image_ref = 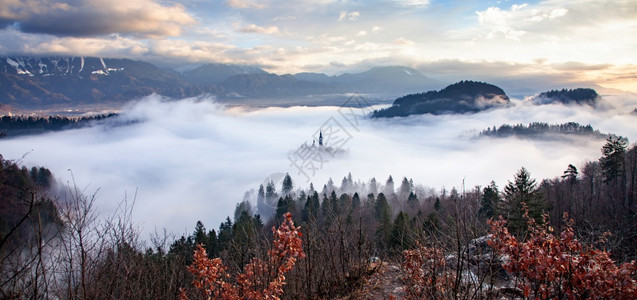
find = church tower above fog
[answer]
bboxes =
[319,131,323,146]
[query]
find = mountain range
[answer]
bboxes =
[0,56,439,108]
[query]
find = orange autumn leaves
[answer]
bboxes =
[180,212,304,300]
[182,210,636,299]
[488,212,637,299]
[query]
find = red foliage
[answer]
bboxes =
[401,242,456,299]
[181,212,305,300]
[488,212,637,299]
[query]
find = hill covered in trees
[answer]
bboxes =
[530,88,599,106]
[479,122,613,140]
[1,136,636,298]
[372,80,510,118]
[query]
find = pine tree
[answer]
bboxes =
[369,177,378,194]
[217,217,233,252]
[600,137,627,183]
[341,176,350,194]
[479,181,500,219]
[373,192,393,253]
[329,191,339,214]
[282,173,294,195]
[303,191,320,222]
[352,192,361,210]
[326,178,335,193]
[193,221,207,246]
[503,167,543,237]
[399,177,411,201]
[384,175,395,195]
[257,184,266,216]
[375,193,391,220]
[234,201,253,222]
[206,229,218,258]
[390,211,412,250]
[561,164,578,184]
[407,192,418,208]
[262,180,278,218]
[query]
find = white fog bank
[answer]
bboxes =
[1,94,636,237]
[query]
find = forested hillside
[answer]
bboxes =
[372,80,510,117]
[479,122,613,140]
[1,137,636,298]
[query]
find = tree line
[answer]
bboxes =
[479,121,612,139]
[0,113,117,138]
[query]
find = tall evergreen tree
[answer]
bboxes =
[206,229,218,258]
[282,173,294,195]
[193,221,207,246]
[303,191,320,222]
[399,177,411,200]
[341,176,350,194]
[503,167,543,237]
[217,217,233,251]
[375,193,393,252]
[368,177,378,195]
[257,184,266,216]
[407,192,419,208]
[231,210,258,270]
[390,211,412,250]
[562,164,579,184]
[600,137,627,183]
[375,193,391,221]
[351,192,361,210]
[384,175,395,195]
[234,201,253,222]
[262,180,278,218]
[326,178,335,193]
[479,181,501,219]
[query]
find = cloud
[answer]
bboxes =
[2,94,636,238]
[239,24,280,34]
[226,0,267,9]
[273,16,297,21]
[338,11,360,21]
[1,0,195,38]
[393,0,430,7]
[393,37,414,45]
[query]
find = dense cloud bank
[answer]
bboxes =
[1,94,636,237]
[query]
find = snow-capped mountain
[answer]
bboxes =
[0,56,440,109]
[0,56,211,107]
[0,57,124,78]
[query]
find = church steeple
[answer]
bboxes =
[319,131,323,146]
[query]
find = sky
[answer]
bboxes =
[0,0,636,92]
[2,93,636,236]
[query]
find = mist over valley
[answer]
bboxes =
[2,90,636,236]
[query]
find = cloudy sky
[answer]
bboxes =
[0,0,635,92]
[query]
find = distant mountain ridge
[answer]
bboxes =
[0,56,212,107]
[0,56,438,108]
[373,80,510,117]
[183,63,267,85]
[220,66,438,98]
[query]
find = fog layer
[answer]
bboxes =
[1,94,636,236]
